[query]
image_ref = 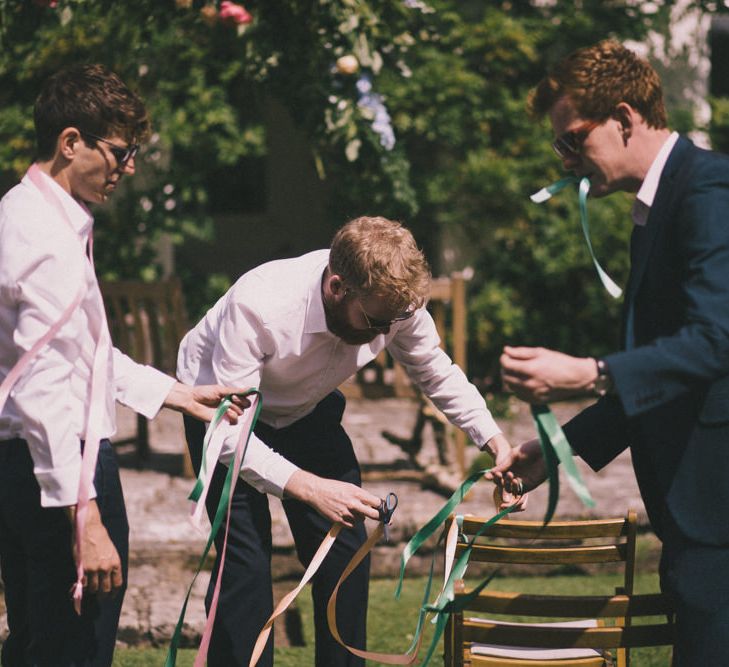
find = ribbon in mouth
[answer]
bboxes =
[531,175,623,299]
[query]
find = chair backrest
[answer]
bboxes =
[100,277,189,374]
[444,511,674,667]
[454,514,637,593]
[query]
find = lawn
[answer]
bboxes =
[113,567,672,666]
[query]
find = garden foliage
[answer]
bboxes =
[0,0,725,378]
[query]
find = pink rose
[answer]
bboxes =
[218,1,252,26]
[32,0,58,7]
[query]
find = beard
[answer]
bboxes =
[324,300,380,346]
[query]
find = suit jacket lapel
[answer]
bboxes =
[623,137,695,347]
[625,136,693,301]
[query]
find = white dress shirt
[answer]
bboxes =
[0,170,175,507]
[177,249,502,497]
[631,131,680,226]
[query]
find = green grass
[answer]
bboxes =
[113,569,672,666]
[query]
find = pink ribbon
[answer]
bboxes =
[7,164,109,615]
[193,394,261,666]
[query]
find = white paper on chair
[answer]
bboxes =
[467,617,601,660]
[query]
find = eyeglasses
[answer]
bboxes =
[356,298,415,331]
[80,131,140,168]
[551,119,601,159]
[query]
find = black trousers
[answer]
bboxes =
[0,438,128,667]
[184,390,369,667]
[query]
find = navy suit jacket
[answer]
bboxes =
[563,136,729,546]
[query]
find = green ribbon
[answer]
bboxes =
[188,391,256,503]
[531,403,594,526]
[397,402,594,665]
[418,507,515,666]
[413,407,594,665]
[165,390,262,667]
[531,175,622,298]
[395,467,491,599]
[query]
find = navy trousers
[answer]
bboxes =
[0,438,128,667]
[184,390,369,667]
[660,515,729,666]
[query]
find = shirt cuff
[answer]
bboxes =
[469,423,502,451]
[35,462,97,507]
[216,425,300,498]
[113,349,177,419]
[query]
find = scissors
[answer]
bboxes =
[378,492,398,543]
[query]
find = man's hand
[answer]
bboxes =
[482,433,529,510]
[68,500,123,595]
[482,433,512,467]
[500,346,598,403]
[486,438,548,510]
[284,470,381,528]
[163,382,250,423]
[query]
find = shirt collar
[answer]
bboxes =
[304,254,331,334]
[23,167,94,240]
[632,131,679,226]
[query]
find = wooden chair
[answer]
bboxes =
[100,277,193,475]
[443,511,674,667]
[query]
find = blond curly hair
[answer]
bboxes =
[329,216,431,312]
[528,39,667,129]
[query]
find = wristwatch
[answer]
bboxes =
[594,358,613,397]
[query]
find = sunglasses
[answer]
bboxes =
[356,298,415,331]
[81,131,140,168]
[551,119,601,159]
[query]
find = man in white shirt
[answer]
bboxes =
[494,40,729,665]
[0,64,245,667]
[178,216,512,666]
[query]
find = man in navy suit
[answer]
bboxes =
[495,40,729,664]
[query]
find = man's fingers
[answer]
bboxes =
[110,566,124,591]
[503,346,540,360]
[349,495,380,522]
[84,571,98,594]
[225,407,240,424]
[97,569,112,594]
[501,367,533,384]
[230,393,251,408]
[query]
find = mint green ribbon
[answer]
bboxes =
[531,175,622,299]
[413,409,594,665]
[165,390,262,667]
[390,465,517,664]
[531,404,594,525]
[418,506,515,666]
[188,391,258,503]
[395,467,493,599]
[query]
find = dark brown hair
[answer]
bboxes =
[34,63,149,160]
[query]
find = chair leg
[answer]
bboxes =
[444,614,453,666]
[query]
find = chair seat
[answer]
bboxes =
[467,617,601,660]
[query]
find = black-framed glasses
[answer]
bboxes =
[80,131,139,168]
[551,119,601,159]
[356,298,415,331]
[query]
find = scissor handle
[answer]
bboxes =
[379,492,398,524]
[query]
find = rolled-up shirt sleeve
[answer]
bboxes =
[113,348,176,419]
[387,309,501,447]
[205,423,299,497]
[207,282,301,496]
